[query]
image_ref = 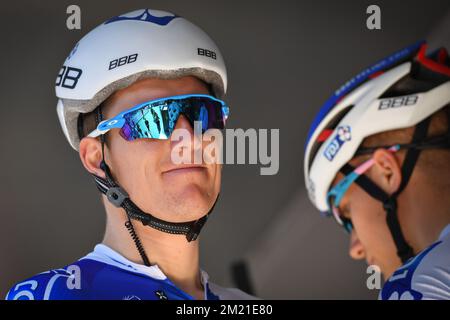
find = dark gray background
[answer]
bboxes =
[0,0,448,299]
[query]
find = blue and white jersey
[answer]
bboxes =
[380,224,450,300]
[5,244,256,300]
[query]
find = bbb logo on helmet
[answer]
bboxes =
[323,126,352,161]
[109,53,138,70]
[56,65,83,89]
[197,48,217,60]
[378,95,419,110]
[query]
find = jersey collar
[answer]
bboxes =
[80,243,214,299]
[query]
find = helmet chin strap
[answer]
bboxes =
[340,116,436,264]
[91,105,219,266]
[93,160,216,240]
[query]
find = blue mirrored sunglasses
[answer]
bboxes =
[88,94,229,141]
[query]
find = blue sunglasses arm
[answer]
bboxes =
[88,118,126,138]
[327,171,360,209]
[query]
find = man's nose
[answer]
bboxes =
[349,230,365,260]
[174,114,192,131]
[171,114,202,148]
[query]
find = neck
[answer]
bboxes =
[401,179,450,252]
[101,198,205,300]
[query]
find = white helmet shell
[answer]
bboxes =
[56,9,227,150]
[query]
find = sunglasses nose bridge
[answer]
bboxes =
[179,110,195,128]
[180,105,211,132]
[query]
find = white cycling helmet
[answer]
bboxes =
[56,8,227,150]
[304,41,450,262]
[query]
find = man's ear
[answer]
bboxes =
[370,148,402,195]
[79,137,105,179]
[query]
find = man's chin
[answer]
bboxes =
[165,188,217,219]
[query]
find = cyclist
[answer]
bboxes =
[304,41,450,299]
[6,8,255,300]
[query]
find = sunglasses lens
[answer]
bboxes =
[119,96,228,141]
[328,195,353,234]
[342,217,353,234]
[119,102,174,140]
[182,97,227,132]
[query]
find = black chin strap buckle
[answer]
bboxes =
[106,187,129,208]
